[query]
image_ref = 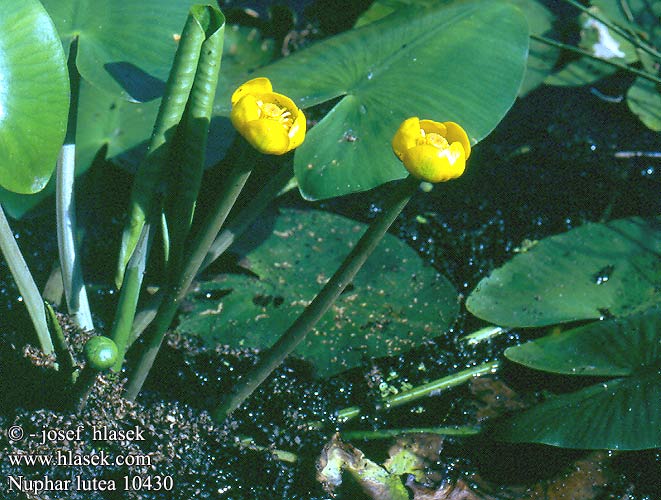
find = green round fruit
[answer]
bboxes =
[84,336,119,371]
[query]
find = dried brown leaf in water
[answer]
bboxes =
[317,433,410,500]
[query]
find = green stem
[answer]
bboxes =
[124,143,256,401]
[534,33,661,84]
[532,34,661,85]
[128,162,294,344]
[201,162,294,270]
[116,8,212,287]
[213,175,420,421]
[337,361,499,422]
[559,0,661,61]
[56,37,94,331]
[45,302,76,384]
[0,205,53,354]
[71,365,98,413]
[342,426,480,440]
[109,224,153,372]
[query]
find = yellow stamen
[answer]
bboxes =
[418,130,449,150]
[257,100,294,129]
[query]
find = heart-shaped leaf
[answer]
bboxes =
[41,0,199,101]
[467,217,661,327]
[354,0,557,97]
[215,0,528,200]
[505,306,661,376]
[497,307,661,450]
[177,208,458,376]
[0,0,69,194]
[0,80,158,219]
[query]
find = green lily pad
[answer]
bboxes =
[505,307,661,376]
[0,80,159,219]
[466,216,661,327]
[497,307,661,450]
[355,0,555,98]
[41,0,199,101]
[177,208,458,376]
[627,76,661,132]
[215,1,528,200]
[0,0,69,194]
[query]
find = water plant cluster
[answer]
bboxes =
[0,0,659,498]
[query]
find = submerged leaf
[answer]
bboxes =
[178,208,458,376]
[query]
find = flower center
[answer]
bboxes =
[257,100,293,129]
[417,129,449,150]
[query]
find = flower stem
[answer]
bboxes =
[56,37,94,331]
[124,141,256,401]
[213,175,421,421]
[128,162,294,344]
[337,361,499,422]
[201,162,294,270]
[0,205,53,354]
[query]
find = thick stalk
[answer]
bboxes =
[0,205,53,354]
[56,37,94,331]
[124,147,255,401]
[109,224,153,372]
[213,175,420,421]
[201,162,294,270]
[128,162,293,344]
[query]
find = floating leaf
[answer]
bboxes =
[177,209,458,376]
[215,1,528,200]
[41,0,199,101]
[497,307,661,450]
[0,0,69,194]
[355,0,555,97]
[505,306,661,376]
[0,81,158,219]
[467,217,661,327]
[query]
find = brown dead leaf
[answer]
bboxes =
[406,476,490,500]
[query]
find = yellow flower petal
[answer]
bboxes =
[419,120,447,137]
[391,117,421,160]
[242,120,290,155]
[230,94,261,133]
[443,121,471,159]
[402,142,465,183]
[288,108,307,151]
[231,77,273,105]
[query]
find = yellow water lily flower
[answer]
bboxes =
[392,117,471,183]
[230,77,306,155]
